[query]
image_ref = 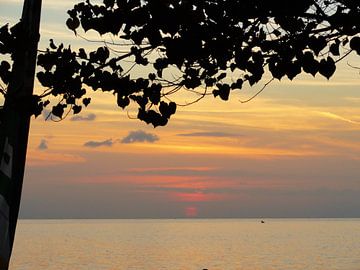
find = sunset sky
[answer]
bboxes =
[1,0,360,218]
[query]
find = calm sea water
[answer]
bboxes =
[10,219,360,270]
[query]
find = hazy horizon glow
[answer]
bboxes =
[1,0,359,218]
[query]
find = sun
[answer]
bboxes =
[185,206,198,218]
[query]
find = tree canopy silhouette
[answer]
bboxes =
[1,0,360,127]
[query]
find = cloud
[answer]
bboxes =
[37,139,48,151]
[316,111,360,125]
[177,131,240,137]
[84,139,113,148]
[121,130,159,144]
[70,113,96,122]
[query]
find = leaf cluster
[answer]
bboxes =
[1,0,360,126]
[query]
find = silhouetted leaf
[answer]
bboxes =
[78,48,87,59]
[72,104,82,114]
[117,95,130,109]
[82,98,91,107]
[66,17,80,32]
[286,61,302,80]
[301,52,319,77]
[319,57,336,79]
[148,73,156,81]
[52,104,65,118]
[350,36,360,55]
[214,84,230,101]
[231,79,243,90]
[0,60,11,84]
[49,39,57,50]
[330,41,340,56]
[217,73,226,81]
[308,36,327,56]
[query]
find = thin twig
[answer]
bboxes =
[335,49,353,63]
[239,77,274,103]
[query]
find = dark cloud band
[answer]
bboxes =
[84,139,113,148]
[70,113,96,122]
[121,130,159,144]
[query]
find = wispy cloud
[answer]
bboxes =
[121,130,159,144]
[177,131,240,137]
[37,139,48,151]
[84,139,113,148]
[70,113,96,122]
[317,111,360,125]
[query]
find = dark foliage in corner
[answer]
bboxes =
[1,0,360,126]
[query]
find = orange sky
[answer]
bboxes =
[1,0,360,218]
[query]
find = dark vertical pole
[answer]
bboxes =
[0,0,42,268]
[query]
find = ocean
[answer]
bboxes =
[10,219,360,270]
